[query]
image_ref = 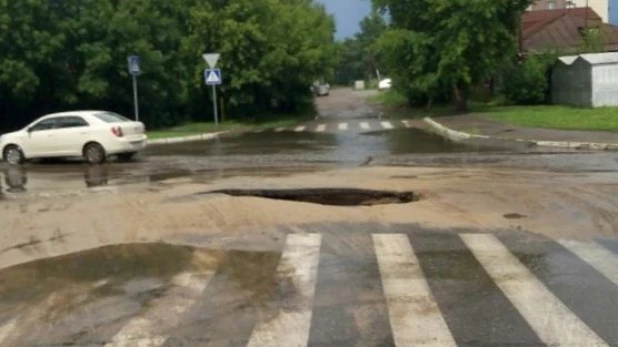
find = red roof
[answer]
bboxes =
[521,8,618,52]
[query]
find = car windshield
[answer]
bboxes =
[94,112,131,123]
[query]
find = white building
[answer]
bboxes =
[552,52,618,107]
[530,0,610,22]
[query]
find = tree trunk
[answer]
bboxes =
[453,83,468,113]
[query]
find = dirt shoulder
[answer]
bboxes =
[1,165,617,269]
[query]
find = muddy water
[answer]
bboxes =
[0,127,512,196]
[0,243,289,346]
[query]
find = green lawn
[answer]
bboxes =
[147,115,310,139]
[370,89,490,119]
[372,89,618,132]
[370,89,408,108]
[480,105,618,132]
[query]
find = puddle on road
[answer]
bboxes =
[145,127,505,159]
[0,244,201,305]
[145,131,338,157]
[362,128,505,154]
[0,127,519,196]
[0,243,287,330]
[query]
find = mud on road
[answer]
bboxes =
[1,88,618,267]
[1,165,618,270]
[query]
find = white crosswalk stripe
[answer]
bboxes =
[104,271,216,347]
[294,126,306,132]
[559,240,618,287]
[246,234,322,347]
[274,127,285,132]
[461,234,608,347]
[315,124,326,132]
[373,234,456,347]
[0,318,17,345]
[338,123,348,131]
[360,122,370,130]
[401,120,411,128]
[381,121,394,130]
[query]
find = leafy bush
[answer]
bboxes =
[0,0,336,131]
[501,55,555,105]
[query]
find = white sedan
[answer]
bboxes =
[0,111,147,165]
[378,78,392,90]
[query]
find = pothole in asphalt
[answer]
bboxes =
[504,213,527,219]
[201,188,420,206]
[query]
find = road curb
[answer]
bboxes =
[146,131,227,146]
[424,117,618,151]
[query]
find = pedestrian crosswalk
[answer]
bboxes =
[4,232,618,346]
[246,234,321,347]
[104,271,216,347]
[462,234,607,347]
[374,234,456,346]
[269,120,413,134]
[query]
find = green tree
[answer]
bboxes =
[374,0,533,111]
[334,11,387,86]
[183,0,336,119]
[0,0,337,131]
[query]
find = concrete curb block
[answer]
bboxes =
[423,117,491,142]
[423,117,618,151]
[146,131,227,146]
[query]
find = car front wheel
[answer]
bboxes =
[83,143,106,165]
[3,145,24,165]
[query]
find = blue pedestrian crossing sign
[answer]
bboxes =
[205,69,222,85]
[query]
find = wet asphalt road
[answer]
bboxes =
[1,123,616,195]
[3,89,618,346]
[1,89,617,194]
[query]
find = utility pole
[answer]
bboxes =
[585,0,589,30]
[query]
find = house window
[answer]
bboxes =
[548,0,557,9]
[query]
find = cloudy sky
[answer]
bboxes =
[317,0,372,39]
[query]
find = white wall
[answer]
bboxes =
[572,0,609,22]
[591,64,618,106]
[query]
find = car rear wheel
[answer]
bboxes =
[117,152,136,162]
[3,145,24,165]
[83,143,106,165]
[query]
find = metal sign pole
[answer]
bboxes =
[132,75,139,122]
[212,85,218,125]
[203,53,221,126]
[127,55,141,122]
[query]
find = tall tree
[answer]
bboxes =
[0,0,337,131]
[334,11,387,86]
[375,0,532,111]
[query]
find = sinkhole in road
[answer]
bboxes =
[202,188,420,206]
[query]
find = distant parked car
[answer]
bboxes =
[312,82,330,97]
[0,111,147,165]
[378,78,392,90]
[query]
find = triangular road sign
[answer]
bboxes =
[202,53,220,68]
